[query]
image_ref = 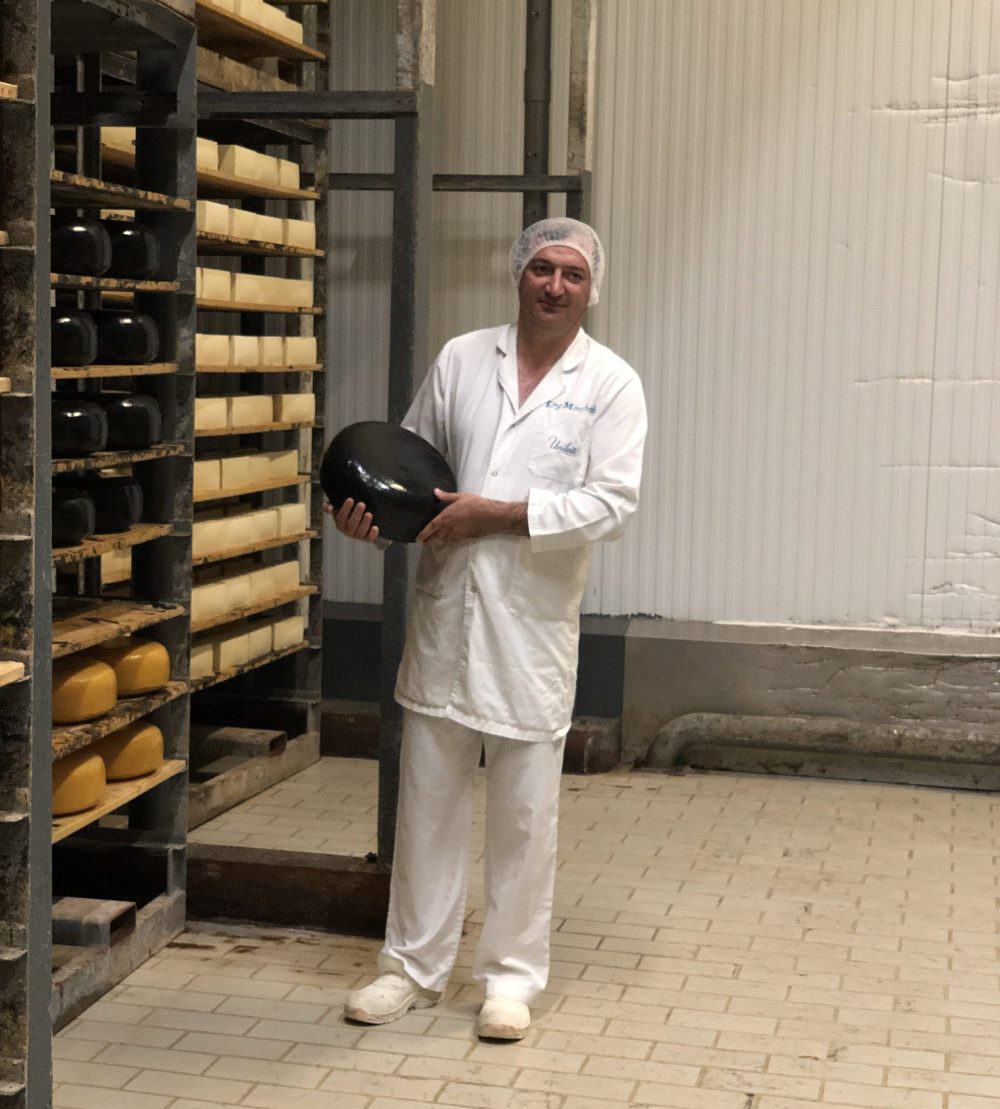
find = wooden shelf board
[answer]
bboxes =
[193,473,309,503]
[192,528,316,567]
[50,170,190,211]
[195,0,325,62]
[191,583,316,634]
[52,598,185,659]
[52,442,187,474]
[0,660,26,688]
[190,641,308,692]
[52,759,186,842]
[52,362,179,380]
[52,522,172,566]
[195,418,314,438]
[195,362,319,375]
[197,298,321,315]
[53,684,188,761]
[51,274,179,293]
[197,231,323,258]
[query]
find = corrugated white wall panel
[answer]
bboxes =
[588,0,1000,629]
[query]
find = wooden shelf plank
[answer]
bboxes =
[52,362,179,380]
[197,298,321,315]
[0,660,26,688]
[52,598,185,659]
[52,442,187,474]
[51,274,180,293]
[52,759,186,842]
[195,0,325,62]
[197,231,323,258]
[195,418,313,438]
[190,640,308,692]
[193,473,309,503]
[53,684,188,761]
[195,362,319,375]
[191,583,316,634]
[52,522,172,566]
[192,528,317,567]
[50,170,190,212]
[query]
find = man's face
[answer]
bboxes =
[518,244,592,334]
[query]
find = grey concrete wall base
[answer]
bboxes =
[188,732,320,831]
[646,712,1000,790]
[564,717,622,774]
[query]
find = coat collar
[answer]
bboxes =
[496,324,589,417]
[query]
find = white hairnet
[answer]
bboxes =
[509,217,605,306]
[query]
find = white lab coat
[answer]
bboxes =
[395,323,647,741]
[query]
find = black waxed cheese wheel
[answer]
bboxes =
[57,476,143,533]
[51,216,112,276]
[51,309,98,367]
[102,220,160,280]
[320,421,457,543]
[51,395,109,457]
[90,309,159,365]
[52,488,97,547]
[101,393,162,450]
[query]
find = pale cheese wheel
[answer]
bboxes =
[199,267,232,302]
[271,560,300,593]
[277,501,307,536]
[232,272,266,304]
[258,336,283,365]
[273,393,315,423]
[96,722,164,780]
[52,658,117,724]
[248,567,274,596]
[283,335,317,364]
[264,449,299,479]
[52,752,106,816]
[195,396,228,432]
[101,546,132,584]
[272,614,305,651]
[191,579,229,623]
[255,214,284,244]
[246,508,280,542]
[219,143,259,180]
[84,636,169,696]
[228,394,273,429]
[245,620,273,659]
[196,200,230,236]
[212,632,251,671]
[196,333,230,366]
[102,127,136,151]
[196,137,220,172]
[194,457,222,494]
[220,453,268,489]
[230,335,259,367]
[276,158,300,190]
[228,206,258,241]
[282,218,315,251]
[190,638,215,680]
[224,571,254,612]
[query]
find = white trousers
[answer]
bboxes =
[380,709,566,1005]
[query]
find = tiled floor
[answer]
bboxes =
[55,758,1000,1108]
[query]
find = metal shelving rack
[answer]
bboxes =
[0,0,52,1099]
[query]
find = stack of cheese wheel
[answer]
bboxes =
[83,636,170,696]
[52,750,107,816]
[95,721,165,780]
[52,656,117,725]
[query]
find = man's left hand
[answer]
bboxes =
[416,489,528,542]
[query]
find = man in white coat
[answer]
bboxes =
[332,217,647,1041]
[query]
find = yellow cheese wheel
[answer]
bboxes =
[52,751,106,816]
[96,721,164,780]
[84,637,170,696]
[52,658,117,724]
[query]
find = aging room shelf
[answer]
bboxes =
[195,419,313,438]
[193,473,309,503]
[197,231,323,258]
[190,583,317,634]
[195,362,319,374]
[52,759,187,843]
[192,528,316,567]
[52,598,186,659]
[50,274,180,293]
[190,640,308,692]
[195,0,326,63]
[197,298,322,315]
[52,442,187,474]
[52,362,179,381]
[52,522,173,566]
[50,170,191,212]
[52,682,188,760]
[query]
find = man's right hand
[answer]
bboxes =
[325,498,380,544]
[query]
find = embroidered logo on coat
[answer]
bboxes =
[545,399,597,415]
[549,436,580,456]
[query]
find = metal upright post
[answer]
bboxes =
[523,0,552,228]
